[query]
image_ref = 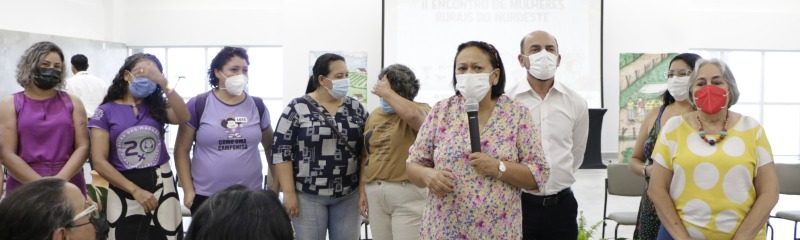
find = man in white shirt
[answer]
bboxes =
[65,54,108,117]
[509,30,589,240]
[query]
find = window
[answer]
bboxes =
[130,46,284,175]
[694,50,800,160]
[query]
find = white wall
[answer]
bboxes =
[281,0,383,108]
[120,0,283,46]
[0,0,123,42]
[601,0,800,156]
[119,0,382,108]
[5,0,800,156]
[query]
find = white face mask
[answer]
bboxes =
[527,51,558,80]
[222,74,248,96]
[455,72,492,106]
[326,77,350,99]
[667,76,691,101]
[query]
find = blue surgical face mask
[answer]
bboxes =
[129,76,157,98]
[380,98,395,114]
[326,77,349,99]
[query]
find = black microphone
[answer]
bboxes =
[466,103,481,152]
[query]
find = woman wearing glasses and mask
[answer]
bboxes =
[89,53,189,240]
[628,53,701,239]
[0,178,108,240]
[0,41,89,196]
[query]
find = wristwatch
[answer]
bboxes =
[497,161,507,179]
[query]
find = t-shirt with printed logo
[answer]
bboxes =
[89,103,169,171]
[186,92,271,196]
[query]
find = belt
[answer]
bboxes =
[524,188,572,207]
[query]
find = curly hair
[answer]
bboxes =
[378,64,420,100]
[102,53,168,128]
[16,41,66,89]
[208,47,250,88]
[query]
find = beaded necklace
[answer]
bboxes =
[697,112,728,146]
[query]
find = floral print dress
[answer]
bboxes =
[407,95,549,239]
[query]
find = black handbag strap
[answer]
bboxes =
[299,96,360,155]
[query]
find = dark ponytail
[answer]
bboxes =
[306,53,345,94]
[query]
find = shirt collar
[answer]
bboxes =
[510,79,566,98]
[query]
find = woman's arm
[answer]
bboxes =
[0,96,41,183]
[469,153,537,189]
[406,162,454,196]
[732,163,779,239]
[629,109,659,177]
[261,128,278,192]
[173,123,196,208]
[358,148,368,218]
[136,62,189,124]
[372,79,426,131]
[1,165,5,197]
[55,96,89,180]
[274,161,298,217]
[648,164,691,240]
[271,102,300,217]
[91,128,158,212]
[164,90,190,124]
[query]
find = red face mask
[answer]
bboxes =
[694,85,728,114]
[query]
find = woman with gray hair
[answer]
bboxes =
[648,58,778,239]
[0,41,89,196]
[359,64,430,240]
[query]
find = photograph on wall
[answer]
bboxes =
[618,53,677,164]
[309,51,368,106]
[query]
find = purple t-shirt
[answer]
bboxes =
[88,102,169,171]
[187,93,271,196]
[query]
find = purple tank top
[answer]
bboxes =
[6,91,85,194]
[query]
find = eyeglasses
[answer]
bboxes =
[666,70,692,78]
[68,202,98,228]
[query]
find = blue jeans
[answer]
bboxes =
[657,225,674,240]
[293,191,360,240]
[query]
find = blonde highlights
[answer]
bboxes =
[16,41,65,89]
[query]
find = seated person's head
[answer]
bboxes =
[0,178,105,240]
[186,185,293,240]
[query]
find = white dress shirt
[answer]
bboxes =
[65,71,109,116]
[509,80,589,196]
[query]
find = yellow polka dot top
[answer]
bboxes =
[652,115,772,240]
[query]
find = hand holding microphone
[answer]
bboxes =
[455,72,493,153]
